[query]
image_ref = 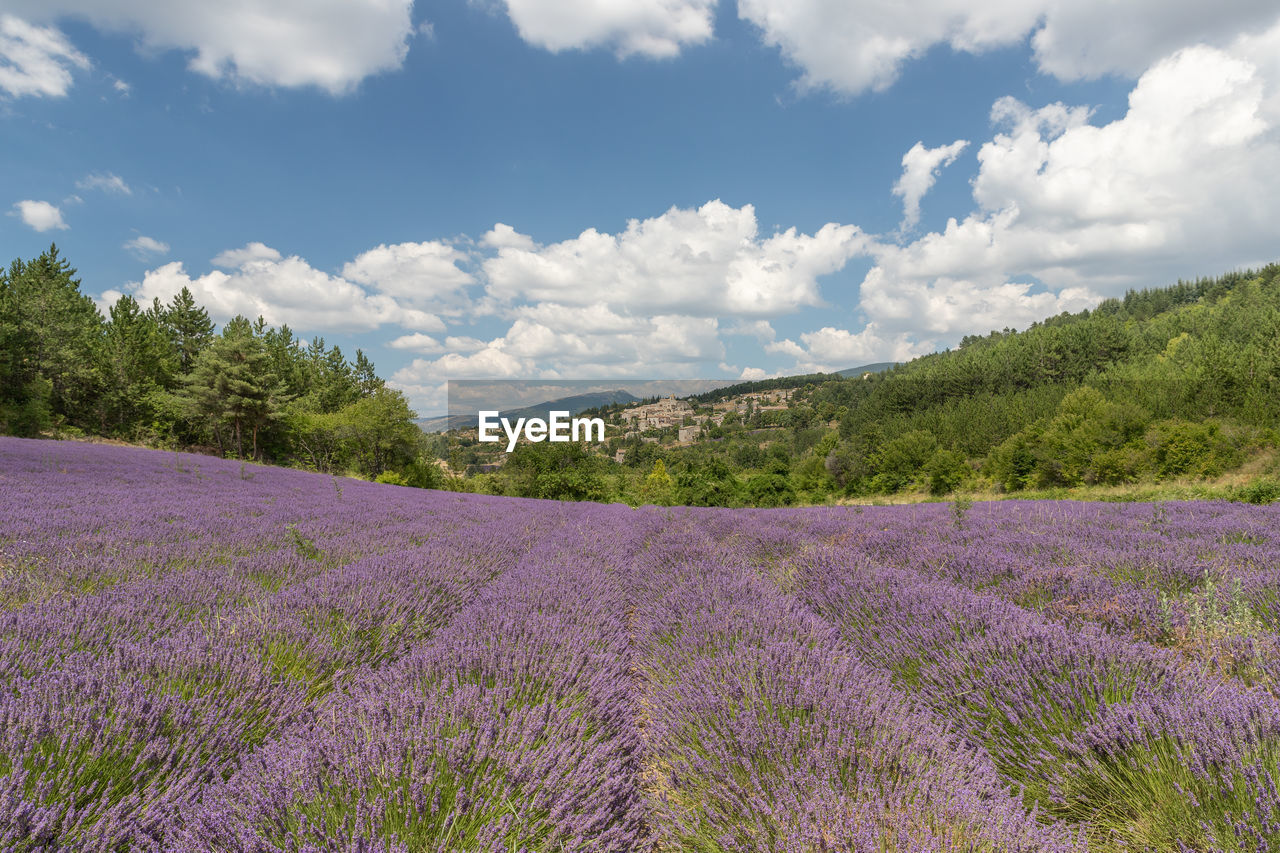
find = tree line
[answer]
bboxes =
[5,245,1277,505]
[1,245,433,484]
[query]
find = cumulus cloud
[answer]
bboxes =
[481,223,536,251]
[496,0,717,58]
[11,199,68,231]
[341,241,474,314]
[9,0,415,94]
[859,38,1280,343]
[737,0,1280,94]
[388,333,487,355]
[758,29,1280,376]
[129,243,446,333]
[78,172,132,195]
[757,33,1269,380]
[390,313,725,398]
[0,15,89,98]
[893,139,967,233]
[388,333,444,353]
[211,242,281,268]
[1028,0,1280,81]
[483,199,866,318]
[725,319,777,342]
[123,235,169,257]
[769,324,925,373]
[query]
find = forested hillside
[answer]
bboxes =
[456,264,1280,505]
[810,264,1280,497]
[0,245,435,485]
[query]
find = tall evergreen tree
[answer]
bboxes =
[182,316,285,458]
[0,245,101,433]
[161,286,214,373]
[354,349,384,397]
[98,294,178,433]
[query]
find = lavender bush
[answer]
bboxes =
[3,436,1280,850]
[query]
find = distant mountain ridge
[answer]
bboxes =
[837,361,897,377]
[499,390,641,423]
[416,389,641,433]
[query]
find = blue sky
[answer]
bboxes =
[3,1,1279,416]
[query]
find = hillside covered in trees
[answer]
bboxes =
[0,245,435,486]
[447,263,1280,506]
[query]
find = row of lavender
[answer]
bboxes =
[1,439,538,848]
[715,502,1280,850]
[3,436,1280,850]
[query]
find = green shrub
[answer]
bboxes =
[1087,445,1148,485]
[871,429,937,492]
[745,469,796,507]
[924,448,969,496]
[1232,477,1280,505]
[400,459,444,489]
[1146,419,1240,479]
[986,425,1042,492]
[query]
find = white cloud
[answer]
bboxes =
[739,366,768,380]
[212,242,281,268]
[384,202,869,413]
[130,243,446,333]
[123,235,169,257]
[483,199,866,318]
[0,15,89,98]
[388,333,443,353]
[12,199,68,231]
[394,347,529,385]
[445,336,488,352]
[387,332,490,355]
[737,0,1280,95]
[856,38,1280,343]
[893,139,967,232]
[768,325,927,373]
[390,314,725,396]
[10,0,414,94]
[1029,0,1280,82]
[341,241,474,314]
[744,31,1277,380]
[738,0,1039,94]
[725,319,777,341]
[496,0,717,58]
[77,172,132,195]
[481,223,536,251]
[512,302,646,335]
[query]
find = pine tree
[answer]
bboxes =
[162,286,214,373]
[354,349,384,397]
[99,294,178,432]
[183,316,284,458]
[0,244,102,432]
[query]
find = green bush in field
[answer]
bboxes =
[1146,419,1241,479]
[925,448,969,496]
[871,429,937,493]
[1233,477,1280,505]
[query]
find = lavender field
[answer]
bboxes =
[3,437,1280,851]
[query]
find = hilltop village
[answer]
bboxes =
[447,386,804,474]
